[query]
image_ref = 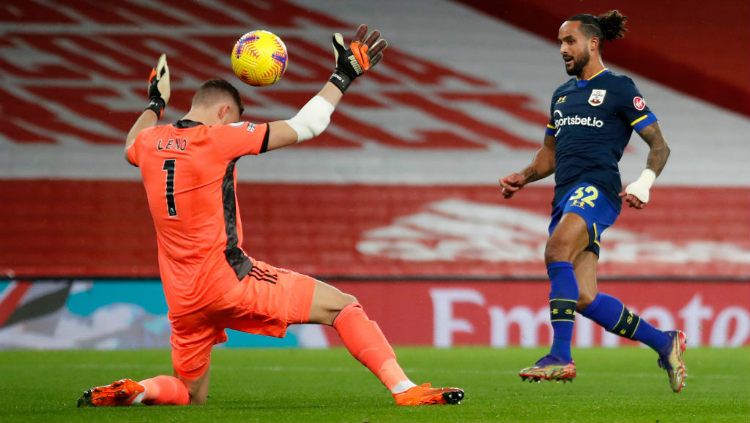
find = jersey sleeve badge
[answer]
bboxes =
[633,96,646,111]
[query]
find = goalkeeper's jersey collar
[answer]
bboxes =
[174,119,204,129]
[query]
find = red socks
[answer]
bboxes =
[333,303,410,392]
[139,375,190,405]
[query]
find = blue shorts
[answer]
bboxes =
[548,182,619,256]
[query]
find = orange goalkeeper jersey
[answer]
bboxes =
[127,119,269,316]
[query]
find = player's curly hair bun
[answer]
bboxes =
[597,10,628,41]
[568,10,628,49]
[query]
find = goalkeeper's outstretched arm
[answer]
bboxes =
[125,54,170,163]
[265,24,387,152]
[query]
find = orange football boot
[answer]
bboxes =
[393,383,464,406]
[77,378,145,407]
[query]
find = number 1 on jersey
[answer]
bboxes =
[162,159,177,216]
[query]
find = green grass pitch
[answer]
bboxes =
[1,347,748,422]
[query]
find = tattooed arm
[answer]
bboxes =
[499,134,556,199]
[620,122,671,209]
[639,122,671,176]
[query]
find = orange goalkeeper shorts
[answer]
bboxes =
[169,259,317,379]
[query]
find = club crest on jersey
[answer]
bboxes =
[588,89,606,106]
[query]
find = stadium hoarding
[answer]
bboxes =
[325,280,750,348]
[2,183,749,280]
[1,279,748,350]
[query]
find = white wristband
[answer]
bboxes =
[284,95,335,143]
[625,169,656,203]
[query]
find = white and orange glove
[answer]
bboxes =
[145,54,170,119]
[328,24,387,93]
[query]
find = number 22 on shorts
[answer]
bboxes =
[569,185,599,208]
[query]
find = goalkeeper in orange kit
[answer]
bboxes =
[76,25,464,408]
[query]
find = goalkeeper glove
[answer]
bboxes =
[145,54,170,118]
[328,25,386,93]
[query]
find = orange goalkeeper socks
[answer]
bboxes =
[333,303,414,393]
[139,375,190,405]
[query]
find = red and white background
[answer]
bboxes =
[1,0,748,349]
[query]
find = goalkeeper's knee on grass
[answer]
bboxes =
[138,375,190,405]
